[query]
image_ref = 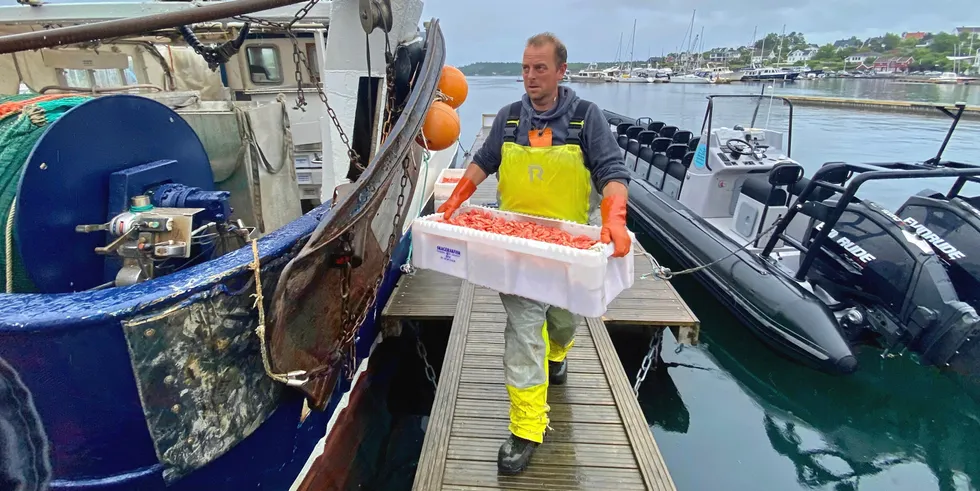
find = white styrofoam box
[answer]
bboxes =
[411,205,635,317]
[433,168,466,200]
[294,153,315,169]
[296,169,323,186]
[299,186,320,200]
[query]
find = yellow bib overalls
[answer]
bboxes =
[496,100,593,443]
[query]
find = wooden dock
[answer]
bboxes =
[779,95,980,120]
[384,116,699,490]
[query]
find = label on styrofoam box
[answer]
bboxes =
[294,154,313,168]
[410,205,635,317]
[433,168,466,200]
[299,186,319,199]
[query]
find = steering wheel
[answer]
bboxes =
[725,138,755,157]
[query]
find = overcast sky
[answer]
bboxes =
[421,0,980,65]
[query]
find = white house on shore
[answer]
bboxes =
[787,48,818,64]
[845,52,879,64]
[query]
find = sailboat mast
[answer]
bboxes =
[627,19,637,71]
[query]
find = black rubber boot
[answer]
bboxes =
[549,359,567,385]
[497,433,539,475]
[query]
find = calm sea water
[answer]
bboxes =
[451,77,980,491]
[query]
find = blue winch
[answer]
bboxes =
[13,95,241,293]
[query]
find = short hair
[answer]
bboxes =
[526,32,567,66]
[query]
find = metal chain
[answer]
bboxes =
[410,322,438,390]
[633,329,664,397]
[234,0,361,171]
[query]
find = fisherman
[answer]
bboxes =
[437,32,632,474]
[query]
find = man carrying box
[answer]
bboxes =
[437,32,632,475]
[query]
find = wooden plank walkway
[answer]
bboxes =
[391,115,699,490]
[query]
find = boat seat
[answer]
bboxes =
[636,147,654,181]
[730,163,802,243]
[652,137,672,154]
[626,126,645,140]
[672,131,693,145]
[637,130,658,148]
[687,136,700,151]
[662,160,688,200]
[647,153,670,189]
[616,123,632,136]
[618,134,628,150]
[666,143,688,162]
[681,151,695,169]
[626,140,641,170]
[648,121,666,133]
[659,126,678,139]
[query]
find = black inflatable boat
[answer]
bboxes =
[608,95,980,380]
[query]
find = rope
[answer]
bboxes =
[4,201,13,293]
[0,95,91,293]
[640,220,782,280]
[249,237,307,386]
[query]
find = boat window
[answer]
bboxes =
[832,210,914,312]
[306,43,320,83]
[246,46,284,84]
[59,55,136,89]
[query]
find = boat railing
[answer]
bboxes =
[701,93,795,157]
[760,158,980,281]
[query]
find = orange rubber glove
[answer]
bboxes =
[437,176,477,220]
[600,194,631,257]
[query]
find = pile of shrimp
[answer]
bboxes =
[440,176,461,184]
[442,209,597,249]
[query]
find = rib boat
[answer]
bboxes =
[607,95,980,383]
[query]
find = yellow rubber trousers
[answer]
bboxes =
[499,293,580,444]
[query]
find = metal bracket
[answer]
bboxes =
[358,0,393,34]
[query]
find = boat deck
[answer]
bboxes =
[384,116,699,490]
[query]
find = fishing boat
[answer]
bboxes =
[0,0,461,489]
[607,95,980,382]
[568,62,607,83]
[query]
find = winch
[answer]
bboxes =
[11,94,248,293]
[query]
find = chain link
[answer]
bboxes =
[410,322,438,390]
[633,329,663,397]
[234,0,361,172]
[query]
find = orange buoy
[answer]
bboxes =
[417,100,460,151]
[438,65,468,109]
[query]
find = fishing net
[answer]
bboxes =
[0,94,91,293]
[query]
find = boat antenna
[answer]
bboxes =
[750,83,766,127]
[925,102,967,165]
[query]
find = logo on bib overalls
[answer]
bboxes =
[528,165,544,182]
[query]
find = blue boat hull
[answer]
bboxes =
[0,204,414,490]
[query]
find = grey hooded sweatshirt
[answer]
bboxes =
[472,86,631,194]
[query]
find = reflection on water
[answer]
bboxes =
[459,77,980,491]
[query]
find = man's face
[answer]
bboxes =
[522,43,567,105]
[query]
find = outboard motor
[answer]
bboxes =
[805,200,980,368]
[898,190,980,311]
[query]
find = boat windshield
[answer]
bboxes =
[701,94,793,153]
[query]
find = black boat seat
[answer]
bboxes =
[626,140,641,170]
[790,177,835,202]
[636,147,654,181]
[637,130,658,147]
[652,137,672,153]
[662,160,688,200]
[616,123,632,136]
[681,151,695,169]
[687,136,700,151]
[626,126,644,140]
[647,153,670,189]
[672,131,693,145]
[648,121,666,133]
[659,126,678,139]
[731,176,791,241]
[617,134,628,150]
[666,143,688,162]
[741,177,789,206]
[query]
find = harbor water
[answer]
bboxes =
[448,77,980,491]
[351,77,980,491]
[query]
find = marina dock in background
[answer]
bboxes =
[777,95,980,120]
[383,116,699,490]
